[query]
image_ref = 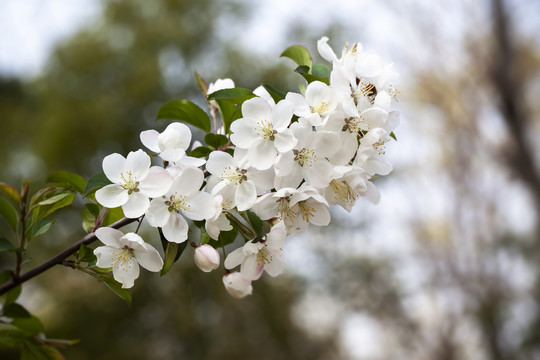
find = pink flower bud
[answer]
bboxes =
[194,244,220,272]
[222,272,253,299]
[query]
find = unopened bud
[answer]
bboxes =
[222,272,253,299]
[194,244,220,272]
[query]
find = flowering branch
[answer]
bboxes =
[0,217,136,296]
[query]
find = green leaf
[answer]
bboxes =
[0,197,19,231]
[46,171,87,194]
[189,146,212,158]
[102,206,125,227]
[12,316,44,335]
[262,84,286,103]
[21,341,65,360]
[312,63,331,78]
[3,303,31,318]
[159,228,188,276]
[83,172,112,197]
[27,219,54,240]
[0,182,20,204]
[194,72,209,96]
[0,323,28,347]
[218,226,238,247]
[246,210,263,237]
[77,244,97,266]
[98,274,131,305]
[35,193,75,221]
[204,133,229,149]
[216,100,243,133]
[156,99,211,132]
[295,65,330,85]
[207,88,256,103]
[0,237,13,252]
[280,45,312,69]
[37,193,71,206]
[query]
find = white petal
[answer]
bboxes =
[224,247,244,270]
[248,138,276,170]
[139,166,173,198]
[183,192,216,220]
[102,153,126,184]
[134,243,163,272]
[235,181,257,211]
[274,129,297,153]
[264,254,285,277]
[162,213,189,243]
[94,246,117,268]
[307,201,331,226]
[169,167,204,196]
[206,151,236,176]
[145,199,171,227]
[95,184,129,208]
[241,255,264,281]
[285,92,310,117]
[252,194,279,220]
[140,130,160,153]
[241,97,272,120]
[317,36,339,63]
[112,258,140,289]
[271,99,294,131]
[124,149,150,181]
[122,192,150,218]
[95,227,124,247]
[160,148,186,163]
[230,118,258,148]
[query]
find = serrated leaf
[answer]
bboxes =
[99,274,131,305]
[0,182,20,204]
[83,172,112,197]
[204,133,229,149]
[27,219,54,240]
[195,72,209,96]
[0,237,13,252]
[262,84,286,103]
[159,228,188,276]
[281,45,312,69]
[312,63,331,78]
[12,316,44,335]
[0,196,19,230]
[156,99,211,132]
[46,171,87,194]
[207,88,256,103]
[189,146,212,158]
[3,303,31,318]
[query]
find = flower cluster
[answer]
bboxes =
[92,37,400,296]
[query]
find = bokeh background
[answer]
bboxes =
[1,0,540,358]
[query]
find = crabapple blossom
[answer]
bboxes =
[286,81,338,126]
[194,244,220,272]
[354,128,393,176]
[140,122,192,163]
[222,272,253,299]
[93,228,163,289]
[95,149,173,218]
[230,97,297,170]
[224,221,286,280]
[145,167,216,243]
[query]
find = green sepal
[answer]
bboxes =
[262,84,286,103]
[156,99,211,133]
[0,197,19,231]
[83,172,112,197]
[46,171,87,194]
[204,133,229,149]
[390,131,397,141]
[280,45,312,69]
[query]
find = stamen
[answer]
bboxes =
[294,148,317,168]
[220,166,245,185]
[255,120,277,140]
[330,179,357,202]
[278,198,297,223]
[120,171,139,194]
[298,201,316,222]
[165,192,190,212]
[256,248,272,266]
[111,245,134,272]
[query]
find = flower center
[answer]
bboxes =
[221,199,234,214]
[277,197,297,223]
[256,247,272,266]
[298,201,316,222]
[372,139,390,155]
[294,148,317,168]
[120,171,139,194]
[112,245,134,272]
[256,120,277,140]
[329,179,357,202]
[311,101,329,115]
[220,167,246,185]
[165,193,190,213]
